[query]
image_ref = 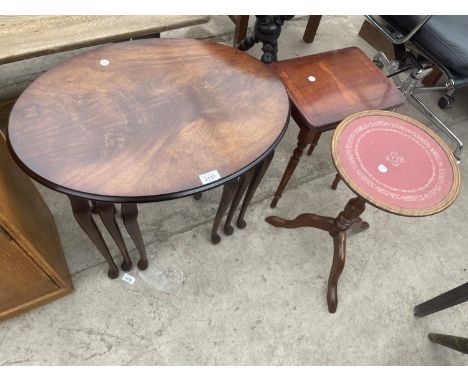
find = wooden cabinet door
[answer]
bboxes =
[0,226,59,315]
[0,132,73,321]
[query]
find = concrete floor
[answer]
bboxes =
[1,16,468,365]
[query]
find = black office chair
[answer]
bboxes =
[365,16,468,161]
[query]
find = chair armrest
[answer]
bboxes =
[365,15,431,45]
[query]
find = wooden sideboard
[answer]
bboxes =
[0,132,73,321]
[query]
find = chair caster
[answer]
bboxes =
[438,95,455,109]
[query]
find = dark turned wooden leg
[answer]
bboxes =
[331,173,342,190]
[193,193,203,200]
[237,16,293,63]
[261,39,278,64]
[237,152,274,229]
[271,128,315,208]
[303,15,322,43]
[237,34,258,51]
[68,196,119,279]
[224,168,256,235]
[121,203,148,271]
[306,132,321,156]
[414,282,468,317]
[211,178,239,244]
[232,15,249,47]
[428,333,468,354]
[90,201,98,214]
[327,196,367,313]
[96,201,132,271]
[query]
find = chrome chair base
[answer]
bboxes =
[373,51,463,162]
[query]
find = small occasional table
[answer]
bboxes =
[267,110,460,313]
[7,39,290,279]
[269,47,406,208]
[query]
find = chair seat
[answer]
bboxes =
[275,47,405,131]
[384,16,468,77]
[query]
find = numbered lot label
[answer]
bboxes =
[199,170,221,185]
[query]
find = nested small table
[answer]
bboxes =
[267,110,460,313]
[7,39,290,279]
[269,47,406,208]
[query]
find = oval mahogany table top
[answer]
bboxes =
[331,110,460,217]
[8,39,290,202]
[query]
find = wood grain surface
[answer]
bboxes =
[0,231,59,319]
[275,47,405,130]
[8,39,290,202]
[0,16,210,64]
[0,132,72,321]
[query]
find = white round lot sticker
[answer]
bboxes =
[378,164,388,173]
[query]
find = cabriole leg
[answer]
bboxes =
[69,196,119,279]
[96,201,132,271]
[327,197,367,313]
[211,178,239,244]
[237,152,274,229]
[224,168,256,235]
[121,203,148,270]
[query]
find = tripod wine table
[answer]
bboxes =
[267,110,460,313]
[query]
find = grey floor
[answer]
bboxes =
[1,16,468,365]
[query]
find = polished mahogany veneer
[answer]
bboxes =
[8,38,290,279]
[275,47,406,130]
[8,39,289,202]
[270,46,406,208]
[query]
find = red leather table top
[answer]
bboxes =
[332,111,460,216]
